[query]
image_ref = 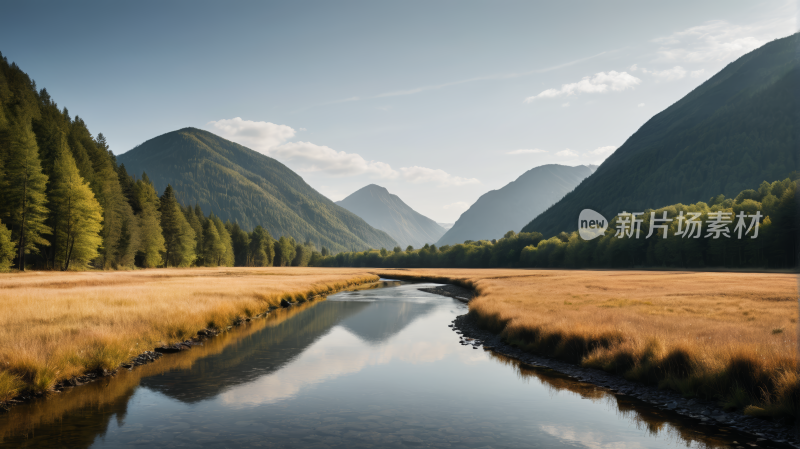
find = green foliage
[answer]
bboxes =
[50,149,103,270]
[4,118,51,270]
[524,33,800,237]
[0,219,15,271]
[117,128,397,253]
[135,176,165,268]
[274,236,296,267]
[315,179,798,270]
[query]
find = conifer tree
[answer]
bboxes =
[183,204,203,266]
[51,150,103,270]
[5,120,50,270]
[202,216,224,266]
[159,185,184,266]
[0,219,15,271]
[213,215,234,267]
[135,175,165,267]
[249,226,274,266]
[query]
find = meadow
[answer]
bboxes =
[0,268,377,403]
[378,269,799,420]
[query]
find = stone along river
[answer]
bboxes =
[0,282,774,448]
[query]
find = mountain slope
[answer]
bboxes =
[117,128,397,252]
[523,32,800,237]
[437,164,593,245]
[336,184,445,248]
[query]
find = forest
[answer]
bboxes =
[0,52,323,272]
[314,177,799,270]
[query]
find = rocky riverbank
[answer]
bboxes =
[420,285,799,449]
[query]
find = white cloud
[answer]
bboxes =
[637,103,645,107]
[555,149,579,157]
[207,118,397,178]
[443,201,470,211]
[507,149,547,155]
[639,65,687,81]
[400,166,480,187]
[588,146,617,156]
[208,117,478,185]
[525,71,641,102]
[207,117,295,153]
[269,142,399,178]
[690,69,706,78]
[652,18,794,63]
[561,102,570,107]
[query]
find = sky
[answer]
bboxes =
[2,1,797,223]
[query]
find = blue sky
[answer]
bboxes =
[2,1,796,222]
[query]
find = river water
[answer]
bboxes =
[0,282,766,448]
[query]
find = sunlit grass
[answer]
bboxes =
[0,267,377,401]
[380,269,798,420]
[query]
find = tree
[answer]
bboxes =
[135,175,165,267]
[212,215,234,267]
[249,225,274,266]
[159,185,195,267]
[0,219,15,271]
[50,150,103,270]
[202,216,224,266]
[227,221,250,266]
[4,120,50,270]
[274,236,296,267]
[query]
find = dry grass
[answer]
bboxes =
[0,267,377,402]
[379,269,799,420]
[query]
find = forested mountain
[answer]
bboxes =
[523,33,800,237]
[436,164,593,245]
[118,128,397,253]
[0,52,387,271]
[317,176,799,269]
[336,184,445,248]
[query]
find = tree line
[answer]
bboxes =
[313,177,799,270]
[0,52,326,272]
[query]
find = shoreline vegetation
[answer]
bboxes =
[377,269,799,422]
[0,268,378,406]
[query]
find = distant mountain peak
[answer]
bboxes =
[437,164,592,245]
[118,128,397,252]
[337,186,445,248]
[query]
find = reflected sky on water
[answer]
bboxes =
[0,282,764,448]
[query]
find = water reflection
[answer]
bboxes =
[0,282,772,448]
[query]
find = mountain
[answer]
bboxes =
[117,128,397,252]
[436,164,593,246]
[335,184,445,248]
[438,223,454,230]
[523,33,800,237]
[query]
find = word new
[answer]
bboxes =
[614,211,762,239]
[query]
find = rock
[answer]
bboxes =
[280,299,292,308]
[154,346,181,354]
[667,401,678,410]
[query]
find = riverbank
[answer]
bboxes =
[380,269,798,438]
[0,268,378,406]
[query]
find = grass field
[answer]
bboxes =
[0,268,377,403]
[378,269,799,420]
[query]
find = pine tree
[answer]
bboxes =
[202,216,224,266]
[4,120,50,270]
[51,150,103,270]
[135,175,164,268]
[183,204,203,266]
[0,219,15,271]
[213,215,234,267]
[249,226,274,267]
[159,185,183,266]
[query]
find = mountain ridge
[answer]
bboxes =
[117,128,398,252]
[336,184,445,248]
[437,164,593,246]
[523,33,800,236]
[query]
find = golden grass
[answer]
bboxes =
[0,300,325,442]
[379,269,799,420]
[0,267,377,402]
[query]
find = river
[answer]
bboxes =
[0,281,776,448]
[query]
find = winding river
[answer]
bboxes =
[0,281,777,448]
